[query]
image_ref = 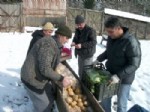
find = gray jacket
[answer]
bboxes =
[21,37,63,93]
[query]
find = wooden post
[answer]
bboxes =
[144,22,148,39]
[135,22,138,39]
[100,11,104,36]
[20,2,24,32]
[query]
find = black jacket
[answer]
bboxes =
[27,30,44,54]
[73,25,97,58]
[97,27,141,84]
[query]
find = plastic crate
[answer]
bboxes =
[94,82,120,101]
[83,65,120,101]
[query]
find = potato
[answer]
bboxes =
[72,95,79,101]
[68,88,73,92]
[68,91,74,96]
[70,106,81,112]
[83,101,88,106]
[77,102,83,107]
[81,106,86,111]
[77,98,82,102]
[68,105,72,109]
[75,88,81,94]
[67,87,74,95]
[71,101,77,107]
[74,106,82,112]
[78,95,83,99]
[65,97,73,104]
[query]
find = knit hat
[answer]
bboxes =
[55,25,72,39]
[43,22,54,30]
[75,15,85,24]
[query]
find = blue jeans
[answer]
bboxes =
[100,84,131,112]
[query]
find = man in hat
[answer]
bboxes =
[93,16,141,112]
[27,22,54,54]
[71,15,97,80]
[21,25,72,112]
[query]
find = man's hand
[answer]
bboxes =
[75,44,82,49]
[71,42,76,47]
[62,76,71,88]
[92,60,99,67]
[109,74,120,85]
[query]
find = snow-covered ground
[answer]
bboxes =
[0,30,150,112]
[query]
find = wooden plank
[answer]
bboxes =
[45,10,66,15]
[144,23,148,39]
[146,23,150,39]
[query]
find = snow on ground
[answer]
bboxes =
[0,31,150,112]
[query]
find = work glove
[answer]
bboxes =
[92,60,99,67]
[109,74,120,84]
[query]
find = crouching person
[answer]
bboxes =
[21,26,72,112]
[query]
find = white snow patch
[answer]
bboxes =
[105,8,150,23]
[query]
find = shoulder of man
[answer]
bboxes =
[125,33,140,47]
[85,25,96,36]
[32,30,44,37]
[35,37,57,50]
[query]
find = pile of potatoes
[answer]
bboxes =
[56,63,90,112]
[64,86,89,112]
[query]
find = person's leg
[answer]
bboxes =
[78,56,84,79]
[117,84,131,112]
[78,56,93,80]
[100,97,112,112]
[45,82,56,111]
[84,56,93,66]
[24,85,53,112]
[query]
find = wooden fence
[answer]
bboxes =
[23,0,66,27]
[0,3,23,32]
[0,3,150,39]
[67,7,150,39]
[0,0,67,32]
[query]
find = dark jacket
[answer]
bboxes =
[21,36,63,94]
[27,30,44,54]
[73,25,97,58]
[97,27,141,84]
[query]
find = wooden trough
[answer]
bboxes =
[56,61,104,112]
